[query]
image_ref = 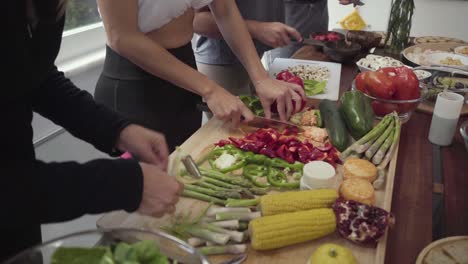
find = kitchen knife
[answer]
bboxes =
[196,102,304,132]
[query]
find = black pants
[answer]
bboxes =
[94,44,202,152]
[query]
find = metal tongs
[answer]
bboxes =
[181,155,202,179]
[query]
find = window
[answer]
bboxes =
[55,0,106,72]
[64,0,101,31]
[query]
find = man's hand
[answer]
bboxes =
[116,124,169,171]
[138,163,183,217]
[254,78,306,121]
[250,22,302,48]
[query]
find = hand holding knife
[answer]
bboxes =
[339,0,365,7]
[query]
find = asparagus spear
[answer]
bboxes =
[371,130,395,164]
[216,211,261,221]
[195,181,232,191]
[198,245,247,255]
[199,223,245,242]
[375,113,401,165]
[354,134,378,154]
[207,207,251,217]
[200,168,252,188]
[185,184,241,199]
[226,198,260,208]
[181,189,226,205]
[340,114,393,160]
[186,226,230,245]
[187,237,207,247]
[210,220,240,229]
[365,118,395,160]
[202,178,242,190]
[374,113,401,189]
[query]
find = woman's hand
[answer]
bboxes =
[250,22,302,48]
[204,87,255,127]
[255,78,306,121]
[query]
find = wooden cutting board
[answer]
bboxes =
[97,118,399,264]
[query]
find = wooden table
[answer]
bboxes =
[292,45,468,264]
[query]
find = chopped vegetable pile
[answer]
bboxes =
[216,128,341,167]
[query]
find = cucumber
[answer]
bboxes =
[319,100,349,151]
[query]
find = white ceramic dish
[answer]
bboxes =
[268,58,342,101]
[454,45,468,57]
[413,69,432,81]
[356,54,405,72]
[425,52,468,67]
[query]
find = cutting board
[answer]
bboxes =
[97,118,399,264]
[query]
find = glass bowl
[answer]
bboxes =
[3,228,210,264]
[351,81,427,123]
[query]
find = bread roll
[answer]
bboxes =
[343,158,378,183]
[340,178,375,205]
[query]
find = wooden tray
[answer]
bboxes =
[97,119,399,264]
[417,101,468,116]
[415,236,468,264]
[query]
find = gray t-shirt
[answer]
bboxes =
[193,0,285,65]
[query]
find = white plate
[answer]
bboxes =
[454,45,468,57]
[425,52,468,67]
[268,58,342,101]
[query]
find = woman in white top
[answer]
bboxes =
[94,0,305,151]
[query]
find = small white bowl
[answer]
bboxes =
[413,69,432,81]
[454,46,468,57]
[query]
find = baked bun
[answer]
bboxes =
[340,178,375,205]
[343,158,378,183]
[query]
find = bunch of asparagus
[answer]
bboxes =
[165,206,260,256]
[340,112,401,189]
[182,168,264,207]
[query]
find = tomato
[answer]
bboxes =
[365,71,396,99]
[276,70,294,81]
[354,72,368,93]
[371,101,398,116]
[378,66,420,100]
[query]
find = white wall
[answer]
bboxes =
[329,0,468,41]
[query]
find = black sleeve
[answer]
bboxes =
[1,158,143,226]
[32,66,130,155]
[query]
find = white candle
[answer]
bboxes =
[428,92,464,146]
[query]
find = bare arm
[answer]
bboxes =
[98,0,218,98]
[208,0,306,121]
[193,6,302,46]
[97,0,253,124]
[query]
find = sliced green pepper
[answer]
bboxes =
[243,164,270,188]
[270,158,304,172]
[267,168,300,188]
[245,154,270,165]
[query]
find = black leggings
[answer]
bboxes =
[94,44,202,152]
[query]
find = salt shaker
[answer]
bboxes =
[428,92,464,146]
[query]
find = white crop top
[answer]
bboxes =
[138,0,213,33]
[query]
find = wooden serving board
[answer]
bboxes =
[417,101,468,116]
[97,119,399,264]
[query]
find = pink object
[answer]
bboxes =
[120,152,133,159]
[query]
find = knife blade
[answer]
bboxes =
[196,103,304,132]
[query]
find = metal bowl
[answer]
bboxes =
[3,228,210,264]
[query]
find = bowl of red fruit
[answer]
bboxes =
[353,66,428,123]
[310,31,344,43]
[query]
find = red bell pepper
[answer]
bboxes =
[272,70,307,113]
[361,71,396,99]
[378,66,420,100]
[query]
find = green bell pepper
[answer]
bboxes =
[242,164,270,188]
[267,168,300,188]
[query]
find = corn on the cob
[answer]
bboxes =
[260,189,338,216]
[249,208,336,250]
